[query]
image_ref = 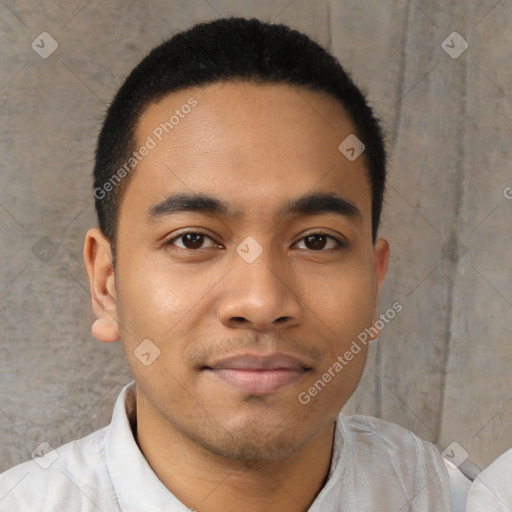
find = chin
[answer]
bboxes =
[189,415,308,463]
[205,433,301,463]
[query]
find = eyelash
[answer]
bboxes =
[165,230,345,251]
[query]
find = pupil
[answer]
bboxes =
[306,234,326,250]
[185,233,203,249]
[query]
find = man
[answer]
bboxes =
[0,17,464,511]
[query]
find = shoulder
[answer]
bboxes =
[338,414,452,507]
[467,448,512,511]
[342,414,443,464]
[0,427,117,512]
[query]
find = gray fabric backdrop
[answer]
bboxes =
[1,0,511,472]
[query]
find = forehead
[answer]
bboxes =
[136,80,359,154]
[124,81,371,227]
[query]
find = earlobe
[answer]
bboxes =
[83,228,120,343]
[92,318,120,343]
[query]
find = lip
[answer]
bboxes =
[202,353,312,395]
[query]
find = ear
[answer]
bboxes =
[83,228,120,343]
[369,237,390,341]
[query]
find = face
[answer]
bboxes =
[85,81,388,462]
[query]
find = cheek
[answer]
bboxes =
[296,344,368,418]
[302,264,377,337]
[116,253,205,339]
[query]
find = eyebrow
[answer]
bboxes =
[146,191,362,223]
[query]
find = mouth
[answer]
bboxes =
[202,353,312,395]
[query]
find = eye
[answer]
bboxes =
[166,231,218,250]
[165,231,345,252]
[294,232,344,251]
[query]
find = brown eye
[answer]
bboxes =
[306,234,327,250]
[167,232,216,250]
[296,233,343,251]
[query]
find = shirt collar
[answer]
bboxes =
[105,382,190,511]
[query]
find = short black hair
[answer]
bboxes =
[93,16,386,248]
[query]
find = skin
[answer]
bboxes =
[84,81,389,512]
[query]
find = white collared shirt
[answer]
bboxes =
[466,449,512,511]
[0,382,464,511]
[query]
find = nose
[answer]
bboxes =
[216,246,302,332]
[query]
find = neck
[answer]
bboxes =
[135,392,335,512]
